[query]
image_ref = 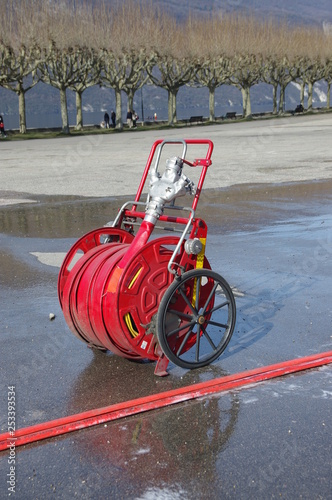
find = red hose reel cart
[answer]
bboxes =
[58,139,236,376]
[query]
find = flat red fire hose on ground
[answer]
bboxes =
[1,350,332,452]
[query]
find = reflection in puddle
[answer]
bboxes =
[65,353,240,496]
[1,179,332,240]
[0,196,126,239]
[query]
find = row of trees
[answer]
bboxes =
[1,0,332,133]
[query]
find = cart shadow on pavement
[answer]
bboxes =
[224,270,316,361]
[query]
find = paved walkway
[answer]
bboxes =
[1,113,332,203]
[1,113,332,499]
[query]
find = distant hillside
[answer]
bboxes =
[152,0,332,26]
[85,0,332,26]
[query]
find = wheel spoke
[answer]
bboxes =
[177,327,195,356]
[208,299,230,315]
[166,319,196,338]
[179,287,197,315]
[168,309,193,321]
[195,277,201,310]
[195,324,201,361]
[201,325,217,351]
[205,319,229,329]
[202,281,218,314]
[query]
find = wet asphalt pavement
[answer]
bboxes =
[0,117,332,498]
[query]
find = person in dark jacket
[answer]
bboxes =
[0,115,6,137]
[132,110,138,128]
[104,112,110,129]
[111,110,116,128]
[126,109,133,128]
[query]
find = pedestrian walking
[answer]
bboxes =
[126,110,133,128]
[111,110,116,128]
[0,115,6,137]
[104,112,110,129]
[132,110,138,128]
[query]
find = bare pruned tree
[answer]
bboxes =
[148,53,194,125]
[259,20,289,114]
[34,0,101,133]
[38,42,91,133]
[188,16,233,121]
[1,0,332,132]
[0,43,40,133]
[292,28,327,111]
[322,25,332,109]
[229,53,261,117]
[97,1,161,128]
[101,48,152,129]
[194,56,232,121]
[324,58,332,109]
[0,0,44,132]
[68,47,101,130]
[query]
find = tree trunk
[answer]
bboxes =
[272,84,278,115]
[171,89,178,124]
[115,89,122,129]
[241,87,247,117]
[246,87,252,117]
[127,89,134,114]
[167,90,173,125]
[140,86,145,125]
[18,87,27,134]
[209,87,215,121]
[60,87,69,134]
[241,87,251,117]
[75,91,83,130]
[279,85,285,114]
[307,81,313,111]
[300,81,305,107]
[327,82,331,110]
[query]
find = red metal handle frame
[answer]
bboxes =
[133,139,214,212]
[122,210,193,226]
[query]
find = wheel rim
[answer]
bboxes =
[157,269,236,369]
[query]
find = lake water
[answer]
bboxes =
[1,100,294,130]
[1,80,328,131]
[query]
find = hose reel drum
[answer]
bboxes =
[58,139,236,376]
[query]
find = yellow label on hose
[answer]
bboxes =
[192,238,206,305]
[195,238,206,269]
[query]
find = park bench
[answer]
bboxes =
[292,104,304,115]
[189,115,204,124]
[224,111,237,119]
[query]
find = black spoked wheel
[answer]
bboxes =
[157,269,236,369]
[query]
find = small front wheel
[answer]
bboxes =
[157,269,236,369]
